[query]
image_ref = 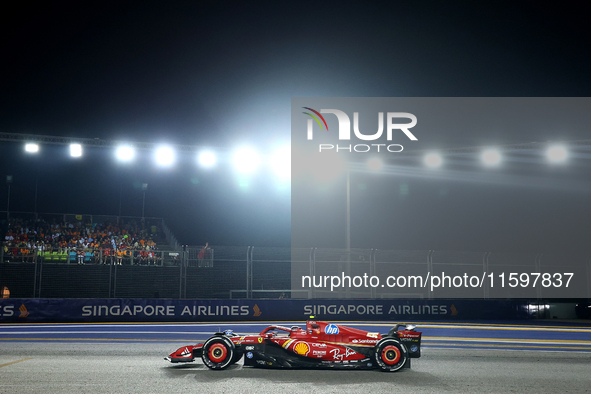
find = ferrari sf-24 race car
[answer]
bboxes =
[165,320,422,372]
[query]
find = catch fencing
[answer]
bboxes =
[1,247,590,299]
[0,246,290,299]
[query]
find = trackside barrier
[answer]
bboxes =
[0,298,532,323]
[3,246,591,300]
[229,290,310,299]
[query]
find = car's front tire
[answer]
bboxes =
[201,336,235,370]
[374,338,408,372]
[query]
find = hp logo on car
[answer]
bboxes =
[325,324,339,335]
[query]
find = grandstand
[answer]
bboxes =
[0,213,293,300]
[3,215,162,264]
[3,213,589,302]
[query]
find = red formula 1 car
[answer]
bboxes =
[165,320,422,372]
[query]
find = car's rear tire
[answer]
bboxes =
[201,336,235,370]
[374,338,407,372]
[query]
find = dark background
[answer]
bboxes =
[1,1,590,250]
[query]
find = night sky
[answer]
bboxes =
[1,1,590,250]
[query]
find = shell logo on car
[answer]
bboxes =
[293,342,310,356]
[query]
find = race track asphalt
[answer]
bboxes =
[1,321,590,393]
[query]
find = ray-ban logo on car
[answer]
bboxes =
[303,107,417,153]
[325,324,339,335]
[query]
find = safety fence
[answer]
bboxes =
[0,246,290,299]
[1,246,590,299]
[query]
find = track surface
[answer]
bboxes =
[1,321,591,393]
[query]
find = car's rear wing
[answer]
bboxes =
[389,323,422,358]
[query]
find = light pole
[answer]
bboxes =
[6,175,12,220]
[118,183,123,221]
[345,168,351,299]
[141,183,148,222]
[346,169,350,252]
[346,158,383,250]
[34,179,38,220]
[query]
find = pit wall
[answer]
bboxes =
[1,298,578,323]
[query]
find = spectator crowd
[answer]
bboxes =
[2,217,161,265]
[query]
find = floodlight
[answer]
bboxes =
[25,143,39,153]
[546,145,568,163]
[366,157,383,171]
[481,148,501,166]
[233,147,260,174]
[271,146,291,178]
[237,177,250,190]
[115,145,135,162]
[154,146,175,167]
[197,150,217,168]
[70,144,82,157]
[424,153,442,168]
